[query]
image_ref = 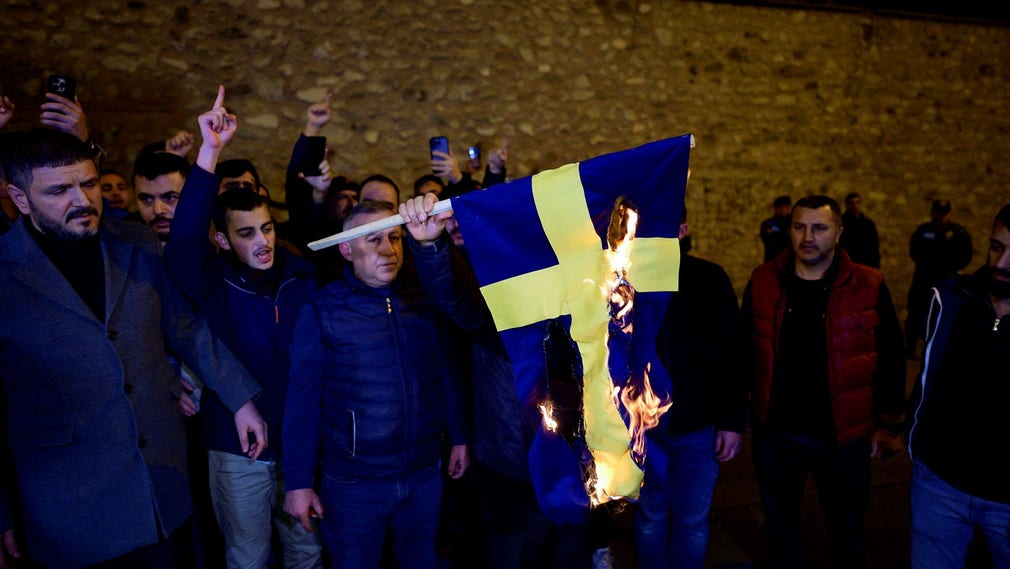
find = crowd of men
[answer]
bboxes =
[0,85,1007,569]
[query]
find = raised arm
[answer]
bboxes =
[165,85,237,307]
[401,194,488,331]
[39,92,89,142]
[286,94,334,250]
[39,93,105,165]
[165,130,196,158]
[482,134,510,189]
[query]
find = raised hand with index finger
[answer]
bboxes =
[196,85,237,173]
[198,85,237,151]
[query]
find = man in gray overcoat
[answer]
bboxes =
[0,128,267,569]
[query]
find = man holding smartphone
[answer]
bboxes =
[430,136,509,197]
[41,75,104,163]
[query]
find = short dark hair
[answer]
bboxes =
[213,188,271,233]
[135,140,169,164]
[0,129,95,191]
[995,203,1010,228]
[100,168,127,179]
[343,199,396,231]
[324,175,359,197]
[844,192,860,202]
[412,174,445,196]
[793,194,842,225]
[218,158,262,189]
[361,174,400,194]
[931,199,952,214]
[132,151,190,182]
[773,195,792,208]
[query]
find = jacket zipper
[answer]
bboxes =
[349,409,357,458]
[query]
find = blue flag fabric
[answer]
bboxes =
[451,135,691,523]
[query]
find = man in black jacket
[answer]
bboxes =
[906,203,1010,567]
[633,212,749,569]
[839,192,881,268]
[905,199,973,357]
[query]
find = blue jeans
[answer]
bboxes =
[319,464,442,569]
[752,431,870,569]
[911,458,1010,568]
[633,426,718,569]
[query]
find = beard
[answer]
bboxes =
[32,205,100,241]
[986,266,1010,300]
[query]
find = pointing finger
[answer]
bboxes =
[213,84,225,109]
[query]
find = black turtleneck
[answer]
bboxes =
[766,261,837,438]
[27,221,105,322]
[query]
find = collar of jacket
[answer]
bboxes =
[770,247,855,290]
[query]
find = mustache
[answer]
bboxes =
[149,214,171,225]
[65,207,98,223]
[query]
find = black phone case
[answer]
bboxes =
[47,75,76,100]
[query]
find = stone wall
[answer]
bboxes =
[3,0,1009,308]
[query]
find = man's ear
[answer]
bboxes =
[338,241,353,262]
[5,183,33,216]
[213,231,232,251]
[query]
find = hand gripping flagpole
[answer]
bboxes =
[306,198,455,251]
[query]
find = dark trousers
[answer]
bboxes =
[472,461,591,569]
[905,281,933,350]
[752,432,871,569]
[319,464,442,569]
[83,519,188,569]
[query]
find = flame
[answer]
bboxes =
[587,461,614,507]
[606,203,637,326]
[619,364,673,461]
[586,198,671,504]
[539,402,559,432]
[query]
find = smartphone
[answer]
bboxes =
[429,136,449,160]
[468,145,481,161]
[47,74,76,101]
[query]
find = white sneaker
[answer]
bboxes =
[592,546,619,569]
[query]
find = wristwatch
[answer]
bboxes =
[83,136,106,168]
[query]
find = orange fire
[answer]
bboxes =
[539,402,559,432]
[619,363,673,461]
[597,198,673,498]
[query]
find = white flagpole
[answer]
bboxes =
[307,198,455,251]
